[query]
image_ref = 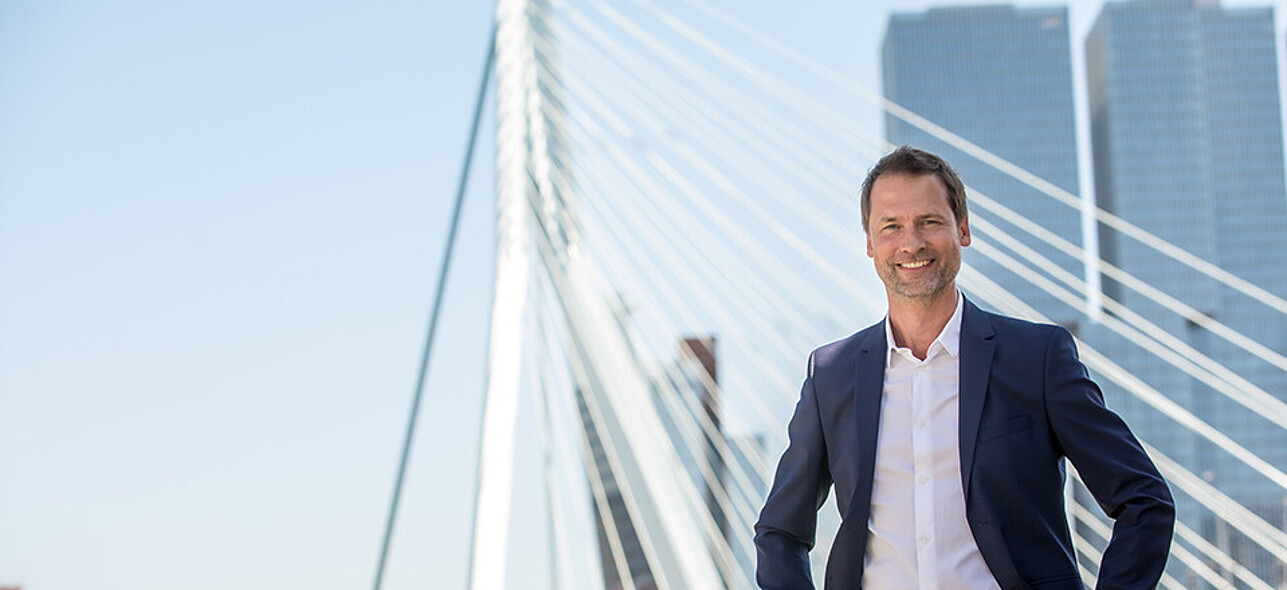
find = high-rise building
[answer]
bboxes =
[882,5,1084,329]
[1087,0,1287,580]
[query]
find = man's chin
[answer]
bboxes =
[891,282,950,301]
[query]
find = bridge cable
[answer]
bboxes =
[371,21,496,590]
[536,20,864,336]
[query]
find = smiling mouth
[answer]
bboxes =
[898,259,932,269]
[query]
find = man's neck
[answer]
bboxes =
[887,289,959,360]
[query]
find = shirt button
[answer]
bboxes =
[920,535,930,544]
[919,475,929,484]
[917,419,926,428]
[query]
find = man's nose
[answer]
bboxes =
[897,228,926,252]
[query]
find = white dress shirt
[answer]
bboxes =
[861,292,1000,590]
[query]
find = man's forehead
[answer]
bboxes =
[870,174,951,208]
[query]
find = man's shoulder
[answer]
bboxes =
[967,301,1071,344]
[810,321,883,369]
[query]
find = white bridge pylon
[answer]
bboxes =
[469,0,725,588]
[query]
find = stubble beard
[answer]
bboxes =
[882,249,960,303]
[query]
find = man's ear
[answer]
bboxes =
[865,231,875,258]
[959,217,971,247]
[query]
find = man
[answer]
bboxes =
[754,146,1174,589]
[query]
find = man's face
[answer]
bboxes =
[865,172,970,303]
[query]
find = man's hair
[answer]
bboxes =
[859,145,968,233]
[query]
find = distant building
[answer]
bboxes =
[1086,0,1287,507]
[882,4,1084,329]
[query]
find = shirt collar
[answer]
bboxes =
[884,290,965,366]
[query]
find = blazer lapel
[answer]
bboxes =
[958,298,996,499]
[852,321,887,518]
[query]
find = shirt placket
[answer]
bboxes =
[911,353,939,590]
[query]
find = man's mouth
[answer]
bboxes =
[897,259,932,269]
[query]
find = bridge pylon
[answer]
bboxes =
[467,0,728,588]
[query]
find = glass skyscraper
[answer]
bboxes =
[1087,0,1287,582]
[882,5,1084,330]
[1087,0,1286,508]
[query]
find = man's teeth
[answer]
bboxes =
[901,260,931,269]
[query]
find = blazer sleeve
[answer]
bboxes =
[1043,326,1175,589]
[754,352,831,590]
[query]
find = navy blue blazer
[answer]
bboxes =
[754,298,1174,589]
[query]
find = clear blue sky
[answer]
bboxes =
[3,1,1286,589]
[0,1,498,588]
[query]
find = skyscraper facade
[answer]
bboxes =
[1087,0,1287,581]
[882,5,1084,329]
[1087,0,1287,505]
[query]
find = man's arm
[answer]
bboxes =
[754,352,832,590]
[1044,327,1175,589]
